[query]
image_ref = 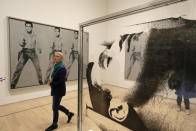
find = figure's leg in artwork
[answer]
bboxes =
[44,57,54,84]
[125,56,135,79]
[66,62,73,80]
[66,54,75,80]
[11,52,29,89]
[31,52,43,85]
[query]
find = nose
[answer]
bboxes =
[116,105,123,113]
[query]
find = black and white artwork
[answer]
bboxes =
[86,17,196,131]
[9,17,88,89]
[124,32,146,80]
[124,17,189,80]
[87,63,147,131]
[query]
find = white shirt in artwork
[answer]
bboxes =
[50,36,63,51]
[20,31,40,49]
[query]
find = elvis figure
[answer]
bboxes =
[66,31,78,80]
[11,21,43,89]
[44,27,64,84]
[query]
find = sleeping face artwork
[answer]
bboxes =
[108,98,129,122]
[98,42,130,122]
[87,28,155,131]
[87,36,148,131]
[87,17,196,131]
[87,62,147,131]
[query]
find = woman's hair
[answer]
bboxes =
[55,52,64,60]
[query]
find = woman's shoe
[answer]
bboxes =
[186,109,190,115]
[176,106,181,112]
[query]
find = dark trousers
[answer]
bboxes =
[52,95,69,124]
[177,96,190,109]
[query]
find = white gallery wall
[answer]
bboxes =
[1,0,196,105]
[0,0,107,105]
[102,0,196,103]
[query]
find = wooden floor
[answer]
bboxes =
[0,88,101,131]
[1,85,196,131]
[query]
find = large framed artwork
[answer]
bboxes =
[8,17,89,89]
[86,17,196,131]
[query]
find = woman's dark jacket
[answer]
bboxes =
[50,65,66,96]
